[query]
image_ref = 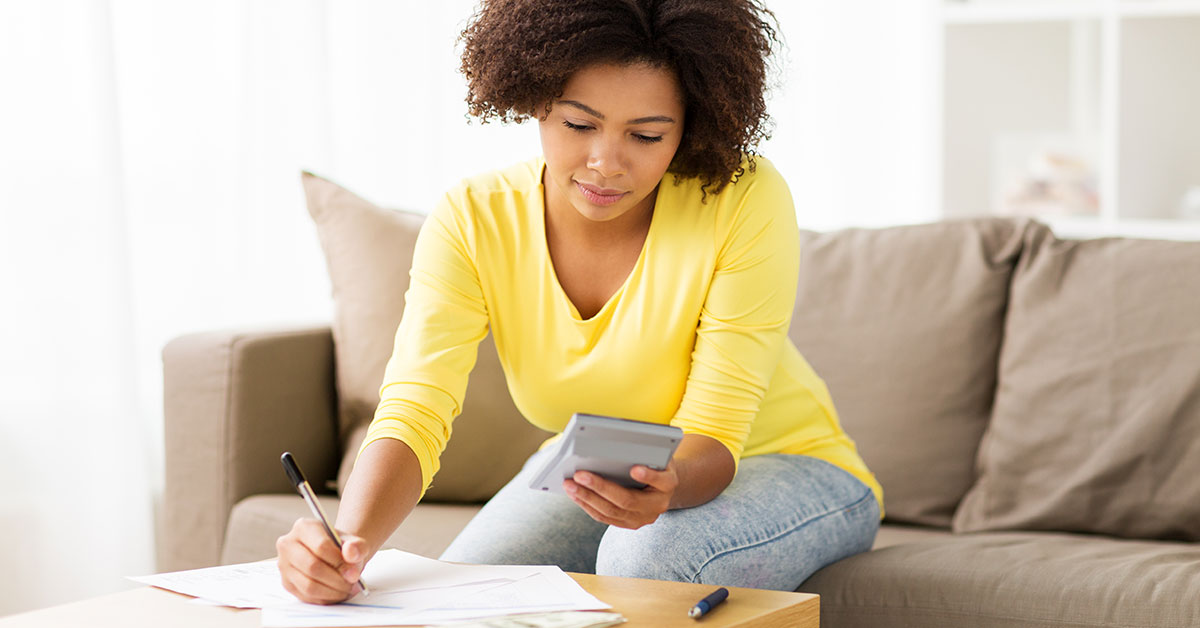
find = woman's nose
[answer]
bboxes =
[586,137,625,179]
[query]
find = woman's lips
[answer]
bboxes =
[575,181,627,206]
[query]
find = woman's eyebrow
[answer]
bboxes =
[558,99,676,125]
[628,114,676,124]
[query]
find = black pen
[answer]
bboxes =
[688,586,728,619]
[280,452,369,596]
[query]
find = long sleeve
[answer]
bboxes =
[670,165,801,468]
[359,190,489,496]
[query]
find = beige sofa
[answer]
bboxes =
[161,173,1200,627]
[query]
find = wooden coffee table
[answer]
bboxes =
[570,574,818,627]
[0,574,818,628]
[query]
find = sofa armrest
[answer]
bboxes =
[160,325,338,571]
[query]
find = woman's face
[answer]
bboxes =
[539,62,685,224]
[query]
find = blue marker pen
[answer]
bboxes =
[688,586,729,619]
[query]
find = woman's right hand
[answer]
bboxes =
[276,518,371,604]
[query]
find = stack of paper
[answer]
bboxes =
[128,559,294,608]
[130,549,623,627]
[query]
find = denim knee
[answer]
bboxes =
[593,456,881,589]
[595,516,702,582]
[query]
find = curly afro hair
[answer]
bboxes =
[458,0,780,196]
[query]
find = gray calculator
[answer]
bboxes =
[528,413,683,493]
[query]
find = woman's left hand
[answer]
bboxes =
[563,463,679,529]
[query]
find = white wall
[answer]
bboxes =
[766,0,940,230]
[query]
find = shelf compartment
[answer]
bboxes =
[943,20,1104,218]
[1118,16,1200,220]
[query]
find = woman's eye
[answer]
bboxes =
[563,120,662,145]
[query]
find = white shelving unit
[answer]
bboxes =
[938,0,1200,239]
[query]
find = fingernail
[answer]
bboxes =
[577,474,591,486]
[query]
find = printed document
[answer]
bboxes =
[130,549,615,627]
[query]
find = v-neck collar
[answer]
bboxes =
[535,159,664,323]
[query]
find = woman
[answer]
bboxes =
[277,0,882,604]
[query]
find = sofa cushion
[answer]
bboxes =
[301,172,548,502]
[870,523,954,549]
[790,218,1029,526]
[221,494,481,565]
[799,532,1200,628]
[954,225,1200,541]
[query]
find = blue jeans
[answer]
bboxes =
[439,448,880,590]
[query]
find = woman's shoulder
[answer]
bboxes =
[669,155,790,207]
[446,157,544,204]
[722,155,788,201]
[431,158,543,249]
[664,155,793,228]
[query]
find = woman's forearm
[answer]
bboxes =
[334,437,425,557]
[669,433,736,510]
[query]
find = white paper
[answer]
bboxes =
[263,579,515,627]
[262,553,612,627]
[128,558,294,608]
[418,611,626,628]
[130,549,614,627]
[398,570,611,622]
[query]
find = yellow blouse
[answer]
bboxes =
[362,156,883,510]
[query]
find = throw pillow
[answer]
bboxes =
[953,224,1200,540]
[301,171,548,502]
[790,217,1030,526]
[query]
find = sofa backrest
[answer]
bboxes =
[953,223,1200,541]
[789,217,1030,527]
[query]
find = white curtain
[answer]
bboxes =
[0,0,935,616]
